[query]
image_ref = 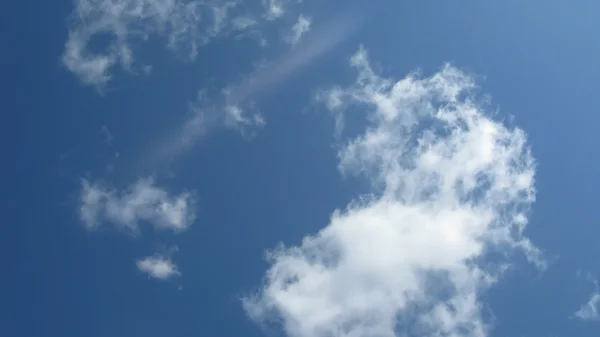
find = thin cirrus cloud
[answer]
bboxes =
[79,177,195,234]
[242,47,545,337]
[225,5,366,106]
[137,6,366,170]
[62,0,302,87]
[133,89,267,173]
[136,254,181,280]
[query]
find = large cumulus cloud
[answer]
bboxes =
[243,47,544,337]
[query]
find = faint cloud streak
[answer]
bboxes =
[137,4,368,170]
[225,5,367,106]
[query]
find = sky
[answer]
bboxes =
[2,0,600,336]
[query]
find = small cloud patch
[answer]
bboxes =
[137,254,181,280]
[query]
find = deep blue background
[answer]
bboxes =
[1,0,599,336]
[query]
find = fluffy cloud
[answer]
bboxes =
[285,14,311,45]
[243,47,544,337]
[63,0,301,86]
[79,177,194,233]
[136,254,180,280]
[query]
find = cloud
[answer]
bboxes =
[285,14,311,45]
[63,31,116,86]
[101,125,113,145]
[156,6,363,158]
[79,177,195,233]
[262,0,287,20]
[225,6,365,105]
[574,275,600,321]
[63,0,300,86]
[189,89,266,133]
[243,47,544,337]
[63,0,200,86]
[575,293,600,321]
[142,89,265,166]
[136,254,180,280]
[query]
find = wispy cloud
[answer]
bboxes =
[63,0,301,87]
[575,293,600,321]
[100,125,113,145]
[262,0,287,20]
[574,275,600,321]
[136,254,181,280]
[136,89,265,170]
[285,14,311,45]
[189,89,266,133]
[243,47,544,337]
[79,177,194,233]
[225,6,365,106]
[63,0,201,86]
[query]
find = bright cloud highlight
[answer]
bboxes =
[243,47,544,337]
[79,177,194,233]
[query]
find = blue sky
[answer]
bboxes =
[2,0,600,336]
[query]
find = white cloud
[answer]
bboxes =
[63,0,199,86]
[262,0,286,20]
[223,104,266,130]
[575,293,600,321]
[136,254,180,280]
[574,275,600,321]
[63,0,301,86]
[243,47,544,337]
[285,14,311,45]
[79,177,194,233]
